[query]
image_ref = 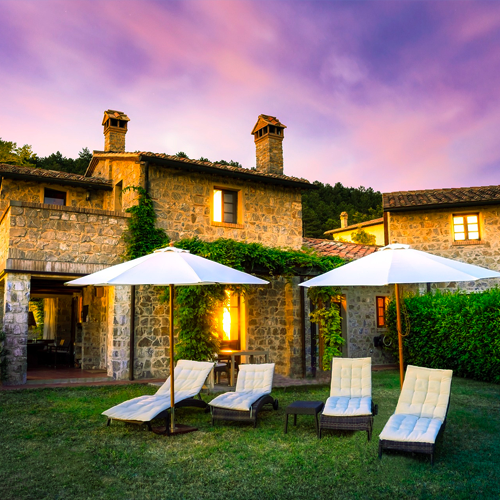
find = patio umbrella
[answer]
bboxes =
[300,244,500,388]
[66,245,268,434]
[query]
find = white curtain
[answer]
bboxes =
[43,298,57,340]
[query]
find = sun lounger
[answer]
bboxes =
[103,359,214,430]
[209,363,278,427]
[319,357,377,441]
[378,365,453,465]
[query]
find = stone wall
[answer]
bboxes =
[342,286,395,365]
[134,285,170,379]
[2,273,30,385]
[246,277,303,377]
[4,202,130,273]
[149,166,303,250]
[0,178,106,210]
[81,286,108,370]
[0,208,10,269]
[388,205,500,291]
[255,134,284,175]
[106,285,132,380]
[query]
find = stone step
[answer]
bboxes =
[26,376,112,385]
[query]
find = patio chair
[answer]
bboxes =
[319,357,378,441]
[378,365,453,465]
[209,363,278,427]
[103,360,215,431]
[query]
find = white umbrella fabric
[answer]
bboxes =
[300,244,500,388]
[66,245,268,434]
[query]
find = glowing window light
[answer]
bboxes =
[222,291,231,340]
[213,190,222,222]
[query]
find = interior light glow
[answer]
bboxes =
[213,190,222,222]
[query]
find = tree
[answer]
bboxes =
[351,229,376,245]
[36,148,92,175]
[302,181,383,238]
[0,138,37,166]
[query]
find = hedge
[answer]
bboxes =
[385,288,500,384]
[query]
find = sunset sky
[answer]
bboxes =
[1,0,500,192]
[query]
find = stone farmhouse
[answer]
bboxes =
[383,186,500,291]
[324,212,385,245]
[0,110,393,386]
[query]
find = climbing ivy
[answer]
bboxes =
[122,186,169,260]
[167,237,345,361]
[308,286,344,370]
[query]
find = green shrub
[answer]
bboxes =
[385,288,500,383]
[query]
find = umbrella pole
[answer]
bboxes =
[395,283,404,389]
[169,284,175,433]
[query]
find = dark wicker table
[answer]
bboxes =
[284,400,324,437]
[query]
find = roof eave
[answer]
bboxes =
[384,199,500,212]
[1,171,112,191]
[139,154,314,190]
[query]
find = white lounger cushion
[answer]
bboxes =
[379,414,443,444]
[330,357,371,398]
[323,396,372,417]
[102,360,214,422]
[395,365,452,422]
[210,390,269,412]
[209,363,275,412]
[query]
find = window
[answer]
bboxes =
[44,188,66,206]
[376,296,387,328]
[213,189,238,224]
[453,213,479,241]
[217,290,240,350]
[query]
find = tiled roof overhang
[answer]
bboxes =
[0,163,112,190]
[383,185,500,212]
[88,152,314,190]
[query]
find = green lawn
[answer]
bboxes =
[0,371,499,500]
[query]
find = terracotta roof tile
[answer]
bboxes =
[0,163,111,188]
[90,151,310,187]
[383,185,500,210]
[303,238,379,260]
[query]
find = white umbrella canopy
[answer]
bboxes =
[66,246,268,287]
[300,244,500,388]
[66,245,268,434]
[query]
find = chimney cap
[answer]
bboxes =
[102,109,130,126]
[251,114,287,135]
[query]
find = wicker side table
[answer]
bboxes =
[284,400,324,437]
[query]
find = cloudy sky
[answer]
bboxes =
[1,0,499,192]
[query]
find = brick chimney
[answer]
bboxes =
[340,211,348,228]
[251,114,286,175]
[102,110,130,152]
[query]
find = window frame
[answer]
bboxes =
[212,187,243,227]
[452,212,480,242]
[43,188,67,206]
[376,296,387,328]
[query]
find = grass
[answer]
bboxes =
[0,370,499,500]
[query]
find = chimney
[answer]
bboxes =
[251,114,286,175]
[102,110,130,152]
[340,212,348,228]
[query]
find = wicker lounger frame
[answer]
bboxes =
[211,394,279,428]
[106,393,209,431]
[319,401,378,441]
[378,401,450,465]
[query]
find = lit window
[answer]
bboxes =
[213,189,238,223]
[44,188,66,206]
[218,290,240,350]
[453,214,479,241]
[376,296,387,328]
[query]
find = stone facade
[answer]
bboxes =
[342,286,395,365]
[387,205,500,291]
[2,274,30,385]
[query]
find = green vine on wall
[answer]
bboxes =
[122,186,169,260]
[308,286,344,370]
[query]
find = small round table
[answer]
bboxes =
[284,400,324,437]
